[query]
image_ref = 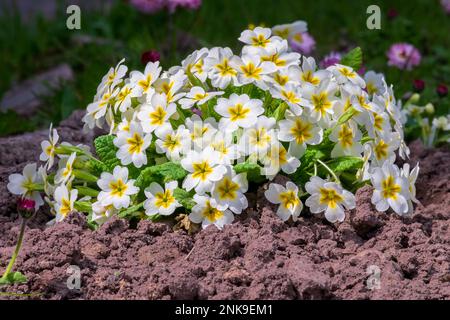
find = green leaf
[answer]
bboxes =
[173,188,196,210]
[340,47,363,70]
[135,162,187,189]
[119,202,144,218]
[0,272,27,285]
[327,156,363,173]
[234,161,265,183]
[93,135,121,171]
[74,201,93,213]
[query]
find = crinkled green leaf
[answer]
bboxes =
[327,156,363,173]
[119,202,144,218]
[340,47,363,70]
[135,162,188,190]
[234,161,265,183]
[173,188,195,210]
[0,271,27,285]
[93,135,121,171]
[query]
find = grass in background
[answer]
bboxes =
[0,0,449,136]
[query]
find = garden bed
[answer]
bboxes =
[0,111,449,300]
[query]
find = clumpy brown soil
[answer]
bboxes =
[0,111,449,300]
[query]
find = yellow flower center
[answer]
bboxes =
[45,145,54,156]
[192,161,213,181]
[60,198,72,217]
[290,119,312,144]
[282,90,301,104]
[367,82,377,95]
[154,189,176,208]
[191,125,208,140]
[274,28,289,39]
[216,59,237,77]
[251,34,270,47]
[339,68,356,78]
[261,53,286,67]
[138,74,152,92]
[312,92,331,115]
[274,73,289,86]
[228,103,250,121]
[202,201,224,222]
[194,92,208,101]
[338,125,354,148]
[381,175,401,199]
[319,188,344,209]
[216,177,240,200]
[127,132,144,154]
[241,62,263,79]
[302,71,320,85]
[149,106,167,126]
[279,190,299,209]
[292,33,303,42]
[374,140,388,160]
[374,113,384,131]
[110,179,128,197]
[163,134,181,151]
[249,128,271,147]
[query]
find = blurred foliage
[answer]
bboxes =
[0,0,449,136]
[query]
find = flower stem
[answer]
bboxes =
[1,218,27,281]
[316,159,340,184]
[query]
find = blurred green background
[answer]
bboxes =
[0,0,449,136]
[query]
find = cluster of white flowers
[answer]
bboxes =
[7,21,421,229]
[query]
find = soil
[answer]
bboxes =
[0,111,449,300]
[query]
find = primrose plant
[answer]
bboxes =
[402,93,450,148]
[7,21,419,238]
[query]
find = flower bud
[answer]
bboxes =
[141,50,160,65]
[17,198,36,219]
[425,103,434,114]
[436,84,448,97]
[409,93,420,104]
[413,79,425,92]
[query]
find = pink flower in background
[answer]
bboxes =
[130,0,165,13]
[141,49,161,65]
[289,32,316,55]
[386,43,421,70]
[130,0,201,14]
[167,0,202,13]
[441,0,450,14]
[319,51,342,68]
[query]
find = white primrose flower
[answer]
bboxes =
[175,48,209,82]
[130,61,162,97]
[255,39,300,69]
[137,92,176,134]
[144,181,181,217]
[97,166,139,209]
[238,26,281,49]
[264,181,303,221]
[155,124,190,161]
[211,166,248,214]
[295,57,330,86]
[364,71,385,95]
[112,82,139,113]
[370,162,411,216]
[209,131,240,165]
[239,115,277,157]
[189,194,234,230]
[230,54,277,86]
[329,121,363,158]
[186,115,218,149]
[7,163,44,210]
[97,58,128,95]
[401,163,420,214]
[302,77,338,124]
[39,124,59,169]
[278,110,323,157]
[54,184,78,222]
[305,176,356,223]
[153,69,187,103]
[260,142,301,179]
[92,201,117,225]
[180,147,227,194]
[328,64,365,88]
[179,86,223,110]
[432,116,450,131]
[54,152,76,185]
[270,82,310,115]
[204,47,238,89]
[113,121,152,168]
[368,132,401,165]
[272,20,307,40]
[215,93,264,131]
